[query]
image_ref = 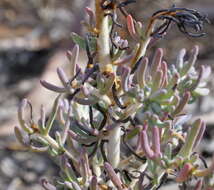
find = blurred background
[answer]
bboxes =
[0,0,213,189]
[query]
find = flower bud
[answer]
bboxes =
[127,14,137,39]
[151,48,163,77]
[176,163,193,183]
[137,57,148,88]
[178,119,204,158]
[104,162,124,190]
[172,91,190,117]
[66,45,79,78]
[40,178,56,190]
[180,45,199,77]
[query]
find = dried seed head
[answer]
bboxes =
[151,7,209,37]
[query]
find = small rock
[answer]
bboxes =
[13,152,32,162]
[29,184,43,190]
[0,157,19,178]
[201,140,214,152]
[22,171,37,183]
[200,96,214,113]
[7,178,22,190]
[25,156,46,174]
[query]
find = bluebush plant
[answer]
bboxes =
[15,0,214,189]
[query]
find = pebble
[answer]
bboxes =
[22,171,37,183]
[201,140,214,152]
[0,157,19,178]
[7,178,22,190]
[25,157,46,174]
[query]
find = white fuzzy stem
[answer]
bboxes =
[97,16,111,72]
[107,126,121,168]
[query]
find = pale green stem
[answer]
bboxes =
[131,37,151,67]
[41,134,78,164]
[151,170,166,190]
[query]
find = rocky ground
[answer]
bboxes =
[0,0,213,189]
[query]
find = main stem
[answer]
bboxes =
[96,0,113,73]
[95,0,120,168]
[107,126,121,168]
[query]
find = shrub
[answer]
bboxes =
[15,1,213,189]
